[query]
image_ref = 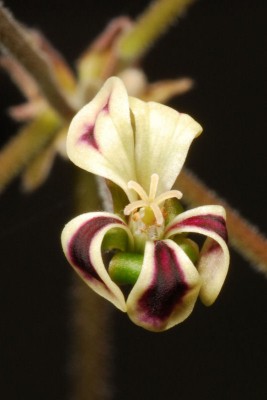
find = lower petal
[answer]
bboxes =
[198,237,229,305]
[165,205,230,306]
[126,239,200,332]
[61,212,132,311]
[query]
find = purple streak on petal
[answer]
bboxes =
[102,99,110,113]
[79,123,99,150]
[68,216,124,284]
[78,99,110,150]
[167,214,228,241]
[206,241,221,253]
[138,241,188,326]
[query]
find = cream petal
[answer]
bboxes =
[165,205,230,306]
[67,77,137,201]
[129,97,202,194]
[61,211,133,311]
[126,239,200,332]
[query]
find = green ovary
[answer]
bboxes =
[109,252,143,285]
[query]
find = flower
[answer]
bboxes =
[61,77,229,332]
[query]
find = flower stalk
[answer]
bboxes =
[70,170,113,400]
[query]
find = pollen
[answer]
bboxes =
[124,173,182,226]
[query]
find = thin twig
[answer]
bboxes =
[117,0,196,61]
[0,4,75,120]
[0,110,60,193]
[177,168,267,276]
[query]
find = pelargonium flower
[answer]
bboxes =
[61,77,229,332]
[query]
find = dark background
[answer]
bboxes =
[1,1,267,399]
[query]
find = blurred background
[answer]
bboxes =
[0,1,266,399]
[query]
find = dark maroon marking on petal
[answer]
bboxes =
[68,216,124,284]
[167,214,228,242]
[79,123,99,150]
[138,241,189,326]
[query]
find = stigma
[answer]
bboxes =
[124,173,182,226]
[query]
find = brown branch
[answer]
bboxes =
[177,168,267,276]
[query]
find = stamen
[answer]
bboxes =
[124,200,147,216]
[124,174,183,226]
[154,190,182,205]
[127,180,148,201]
[148,173,159,201]
[150,203,164,225]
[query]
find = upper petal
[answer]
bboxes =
[165,205,230,306]
[67,77,137,201]
[126,239,200,332]
[129,97,202,194]
[61,211,133,311]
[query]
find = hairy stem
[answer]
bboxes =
[0,4,75,120]
[117,0,196,61]
[177,168,267,276]
[70,170,113,400]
